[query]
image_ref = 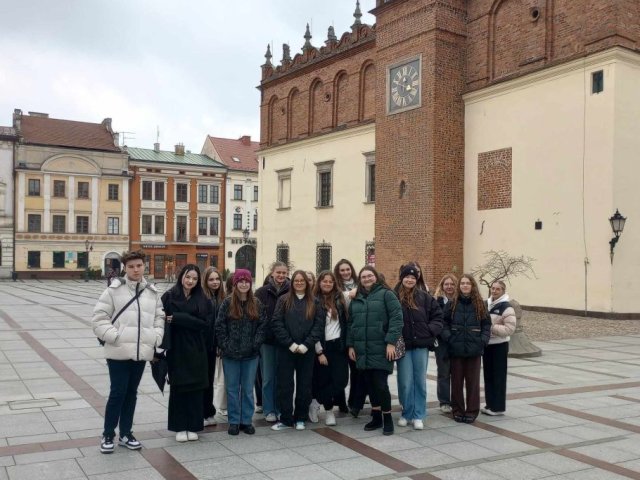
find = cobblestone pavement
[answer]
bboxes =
[1,280,640,480]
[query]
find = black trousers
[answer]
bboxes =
[312,340,349,410]
[450,356,481,419]
[483,342,509,412]
[203,349,217,419]
[255,359,263,407]
[347,359,368,410]
[276,347,315,425]
[169,389,204,432]
[362,369,391,412]
[103,359,145,437]
[434,340,451,406]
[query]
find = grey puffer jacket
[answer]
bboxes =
[92,277,165,361]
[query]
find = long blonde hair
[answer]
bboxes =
[434,273,458,299]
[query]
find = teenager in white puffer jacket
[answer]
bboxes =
[92,250,165,455]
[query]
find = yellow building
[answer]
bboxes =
[13,110,130,278]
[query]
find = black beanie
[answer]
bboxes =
[400,265,419,281]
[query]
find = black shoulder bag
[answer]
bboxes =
[98,285,148,346]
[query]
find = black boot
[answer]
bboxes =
[364,410,383,431]
[382,413,394,435]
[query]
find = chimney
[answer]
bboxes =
[154,142,160,153]
[175,143,185,156]
[28,111,49,118]
[240,135,251,146]
[13,109,22,130]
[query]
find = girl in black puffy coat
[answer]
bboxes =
[441,274,491,424]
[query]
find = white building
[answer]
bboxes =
[202,135,259,277]
[0,126,17,277]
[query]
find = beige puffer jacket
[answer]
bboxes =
[92,277,165,361]
[487,293,517,345]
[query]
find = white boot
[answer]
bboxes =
[325,409,336,426]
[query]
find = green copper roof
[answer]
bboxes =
[127,147,226,169]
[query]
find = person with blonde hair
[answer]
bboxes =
[433,273,458,413]
[441,274,491,424]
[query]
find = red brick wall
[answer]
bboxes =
[477,148,513,210]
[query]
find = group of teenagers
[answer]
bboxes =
[92,249,516,454]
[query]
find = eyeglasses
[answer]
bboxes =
[361,274,376,279]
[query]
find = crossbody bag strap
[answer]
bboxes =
[111,285,148,325]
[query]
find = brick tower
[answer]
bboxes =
[371,0,467,286]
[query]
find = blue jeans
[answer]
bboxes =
[396,349,428,421]
[260,344,278,416]
[223,356,259,425]
[103,359,146,437]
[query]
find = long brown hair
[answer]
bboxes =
[356,265,390,296]
[284,270,315,320]
[398,279,418,310]
[229,285,259,320]
[434,273,458,299]
[313,271,346,320]
[202,267,225,303]
[334,259,357,292]
[451,273,487,320]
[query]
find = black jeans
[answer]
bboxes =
[103,359,146,437]
[483,342,509,412]
[312,340,348,410]
[276,347,314,425]
[362,369,391,412]
[434,340,451,406]
[347,359,368,410]
[203,349,217,419]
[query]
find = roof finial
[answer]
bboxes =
[352,0,362,28]
[264,44,272,66]
[282,43,291,63]
[303,23,313,51]
[326,25,338,45]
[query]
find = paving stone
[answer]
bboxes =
[429,465,506,480]
[220,435,285,455]
[7,432,70,446]
[14,447,82,465]
[479,458,555,479]
[88,467,164,480]
[243,449,311,471]
[6,458,86,480]
[519,452,594,474]
[318,456,394,480]
[390,446,458,468]
[560,467,631,479]
[0,412,54,437]
[265,464,341,480]
[431,441,498,462]
[76,449,151,475]
[358,433,423,452]
[184,455,258,479]
[292,442,360,463]
[165,441,234,462]
[472,435,538,455]
[269,430,332,447]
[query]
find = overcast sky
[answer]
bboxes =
[1,0,375,152]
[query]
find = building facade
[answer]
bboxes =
[202,135,258,277]
[259,0,640,315]
[0,126,17,277]
[13,110,130,278]
[128,144,227,280]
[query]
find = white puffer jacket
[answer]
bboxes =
[92,277,165,361]
[487,293,517,345]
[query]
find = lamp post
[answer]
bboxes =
[84,239,93,282]
[242,227,250,243]
[608,209,627,263]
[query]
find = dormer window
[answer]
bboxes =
[232,156,241,163]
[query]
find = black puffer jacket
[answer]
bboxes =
[316,293,348,351]
[441,296,491,358]
[255,279,290,345]
[272,296,324,350]
[215,297,267,360]
[398,289,443,350]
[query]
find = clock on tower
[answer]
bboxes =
[387,56,422,114]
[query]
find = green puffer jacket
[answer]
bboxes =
[346,283,403,373]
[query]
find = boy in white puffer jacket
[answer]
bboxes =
[92,250,165,454]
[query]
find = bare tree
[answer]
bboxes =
[471,250,537,291]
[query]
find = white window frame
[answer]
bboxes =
[277,168,292,210]
[364,151,376,203]
[315,160,334,208]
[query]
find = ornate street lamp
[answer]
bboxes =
[84,239,94,282]
[609,209,627,263]
[242,228,250,243]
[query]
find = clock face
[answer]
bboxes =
[388,59,421,113]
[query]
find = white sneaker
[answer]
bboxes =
[397,417,409,427]
[413,419,424,430]
[203,416,217,426]
[187,431,198,441]
[440,404,452,414]
[176,431,188,442]
[295,421,306,431]
[255,405,263,414]
[325,410,336,426]
[219,409,228,417]
[271,422,291,431]
[481,407,505,416]
[308,400,320,423]
[265,413,278,422]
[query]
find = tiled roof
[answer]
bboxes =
[19,115,121,152]
[205,135,259,172]
[127,147,226,169]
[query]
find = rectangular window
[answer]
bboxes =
[53,251,65,268]
[76,216,89,233]
[77,251,88,269]
[27,251,41,268]
[365,153,376,202]
[233,184,243,200]
[316,243,332,274]
[175,253,187,270]
[28,179,41,196]
[210,185,219,204]
[196,253,208,272]
[198,217,208,236]
[53,180,65,198]
[276,243,289,266]
[233,213,242,230]
[253,186,259,202]
[198,185,208,203]
[28,214,41,233]
[77,182,89,199]
[253,213,257,231]
[176,216,187,242]
[592,70,604,94]
[210,255,218,268]
[107,217,119,234]
[142,181,153,200]
[154,215,164,235]
[142,215,152,234]
[316,161,333,208]
[155,182,164,201]
[209,217,218,236]
[277,171,291,209]
[176,183,188,202]
[108,184,119,200]
[52,215,66,233]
